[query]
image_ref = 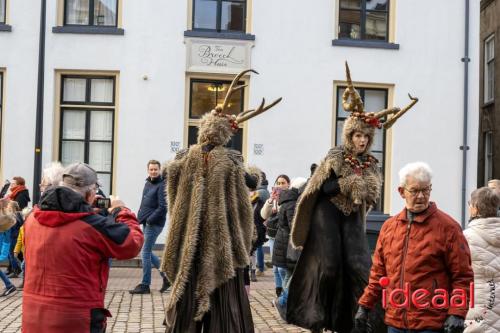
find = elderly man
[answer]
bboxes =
[22,163,144,333]
[355,162,474,333]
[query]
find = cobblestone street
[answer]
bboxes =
[0,267,310,333]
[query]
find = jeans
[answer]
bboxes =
[0,269,13,289]
[388,327,442,333]
[278,269,292,306]
[268,238,286,289]
[256,246,264,272]
[141,224,166,286]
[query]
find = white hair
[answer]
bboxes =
[398,162,433,186]
[290,177,307,190]
[42,162,65,187]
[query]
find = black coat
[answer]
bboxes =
[137,176,167,227]
[272,188,299,270]
[14,189,30,210]
[251,196,267,253]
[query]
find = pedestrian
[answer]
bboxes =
[6,200,22,278]
[22,162,144,333]
[161,69,281,332]
[463,187,500,332]
[8,176,30,209]
[255,171,270,277]
[130,159,169,294]
[355,161,474,333]
[0,200,17,296]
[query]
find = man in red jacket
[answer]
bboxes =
[22,163,144,333]
[355,162,473,333]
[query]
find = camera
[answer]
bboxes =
[0,180,10,199]
[95,198,111,209]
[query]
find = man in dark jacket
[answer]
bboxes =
[22,163,144,333]
[130,160,169,294]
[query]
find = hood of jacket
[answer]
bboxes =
[467,217,500,247]
[35,186,93,227]
[279,188,299,205]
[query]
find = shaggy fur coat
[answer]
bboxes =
[291,145,382,248]
[160,144,254,321]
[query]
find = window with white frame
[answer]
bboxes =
[338,0,390,41]
[192,0,247,33]
[485,35,495,103]
[188,78,244,151]
[336,86,388,211]
[64,0,118,26]
[0,0,5,24]
[59,75,115,195]
[484,131,493,184]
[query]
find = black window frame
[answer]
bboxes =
[335,86,388,212]
[188,78,245,152]
[0,0,6,24]
[192,0,247,34]
[59,75,116,194]
[63,0,119,27]
[338,0,390,42]
[0,72,3,162]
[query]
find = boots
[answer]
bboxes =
[159,277,170,293]
[250,269,257,282]
[275,287,283,297]
[129,284,150,294]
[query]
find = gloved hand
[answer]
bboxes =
[443,315,464,333]
[321,172,341,196]
[354,306,370,331]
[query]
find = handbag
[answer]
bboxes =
[266,214,279,238]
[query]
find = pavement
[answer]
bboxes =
[0,267,311,333]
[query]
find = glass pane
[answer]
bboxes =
[89,142,112,172]
[193,0,217,30]
[188,125,199,146]
[93,0,117,26]
[337,87,351,118]
[61,141,85,165]
[371,127,384,151]
[372,151,384,168]
[63,78,87,102]
[221,1,245,32]
[190,81,243,118]
[0,0,5,24]
[364,90,386,112]
[226,127,243,151]
[220,82,243,116]
[62,110,86,139]
[339,9,361,39]
[90,111,113,140]
[90,78,114,103]
[97,173,111,196]
[336,120,345,146]
[366,0,388,11]
[487,62,494,101]
[365,11,387,40]
[340,0,361,9]
[486,39,494,61]
[65,0,90,25]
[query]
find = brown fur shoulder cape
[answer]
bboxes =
[160,144,253,321]
[290,146,382,248]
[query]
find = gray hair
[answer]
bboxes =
[398,162,433,186]
[470,187,500,218]
[41,162,65,188]
[63,182,96,198]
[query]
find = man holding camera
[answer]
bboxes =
[129,159,169,294]
[22,162,144,333]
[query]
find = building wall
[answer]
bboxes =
[0,1,480,243]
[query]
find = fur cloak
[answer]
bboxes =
[160,144,254,321]
[291,145,382,248]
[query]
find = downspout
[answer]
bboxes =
[33,0,47,204]
[460,0,470,228]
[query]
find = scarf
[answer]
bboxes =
[9,185,27,201]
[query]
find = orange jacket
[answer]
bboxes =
[359,203,473,330]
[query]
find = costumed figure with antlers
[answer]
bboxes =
[285,63,418,333]
[160,69,281,333]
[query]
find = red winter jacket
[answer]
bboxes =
[358,203,473,330]
[22,187,144,333]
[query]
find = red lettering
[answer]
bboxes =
[450,289,467,308]
[432,289,450,309]
[389,283,409,309]
[469,282,475,308]
[411,288,431,309]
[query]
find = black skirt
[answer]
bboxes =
[165,265,254,333]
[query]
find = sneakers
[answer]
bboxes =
[7,268,21,279]
[255,270,265,277]
[2,285,16,296]
[129,284,150,294]
[159,277,170,293]
[250,269,257,282]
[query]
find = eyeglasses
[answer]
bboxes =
[404,186,432,197]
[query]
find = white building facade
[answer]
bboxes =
[0,0,480,241]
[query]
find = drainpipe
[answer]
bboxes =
[460,0,470,229]
[33,0,47,204]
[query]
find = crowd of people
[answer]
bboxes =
[0,67,499,333]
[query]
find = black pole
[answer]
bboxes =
[33,0,47,204]
[460,0,470,228]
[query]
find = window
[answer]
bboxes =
[335,86,388,211]
[484,131,493,184]
[484,35,495,103]
[188,78,244,151]
[193,0,247,33]
[338,0,389,41]
[64,0,118,26]
[59,76,115,195]
[0,0,5,24]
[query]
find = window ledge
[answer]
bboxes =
[0,24,12,32]
[332,39,399,50]
[52,26,124,35]
[184,30,255,41]
[482,100,494,108]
